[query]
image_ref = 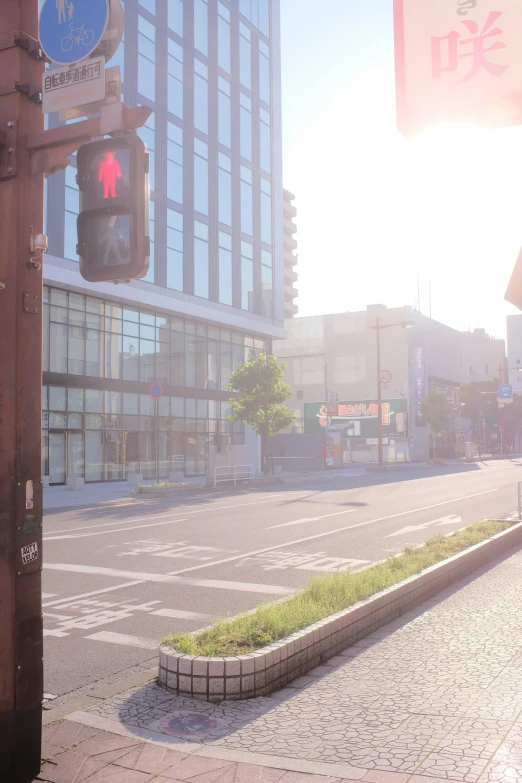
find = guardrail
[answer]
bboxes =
[214,464,255,488]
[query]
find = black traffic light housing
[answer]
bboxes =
[76,134,150,283]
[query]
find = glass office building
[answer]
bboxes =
[42,0,285,483]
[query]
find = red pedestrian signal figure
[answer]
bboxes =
[98,151,122,199]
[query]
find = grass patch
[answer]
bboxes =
[163,519,511,657]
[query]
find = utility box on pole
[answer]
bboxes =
[0,1,45,781]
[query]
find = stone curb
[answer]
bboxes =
[158,521,522,703]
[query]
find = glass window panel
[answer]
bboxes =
[259,0,270,35]
[138,15,156,41]
[186,398,196,417]
[49,386,66,411]
[218,166,232,226]
[241,256,254,311]
[261,190,272,244]
[42,386,48,411]
[240,177,253,236]
[259,44,271,104]
[172,397,184,416]
[194,0,208,55]
[218,88,231,148]
[50,289,67,307]
[67,388,84,412]
[260,116,271,173]
[168,39,183,118]
[105,303,122,318]
[139,0,155,13]
[68,413,82,429]
[85,389,103,413]
[197,399,208,418]
[85,431,103,481]
[122,335,139,380]
[219,245,232,306]
[194,73,208,134]
[139,339,156,382]
[50,323,67,373]
[194,153,208,215]
[123,320,139,337]
[168,0,183,35]
[86,328,102,376]
[64,210,78,260]
[138,54,155,101]
[194,232,209,299]
[171,332,185,386]
[185,336,196,387]
[123,307,139,322]
[104,390,122,414]
[85,414,103,429]
[240,27,251,90]
[140,325,155,339]
[123,393,138,414]
[43,304,49,371]
[218,11,230,73]
[105,333,122,379]
[262,262,273,317]
[140,394,155,415]
[49,412,66,428]
[240,103,252,161]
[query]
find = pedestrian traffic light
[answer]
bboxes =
[505,247,522,312]
[76,134,150,282]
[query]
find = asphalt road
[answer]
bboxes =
[42,460,522,697]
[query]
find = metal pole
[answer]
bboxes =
[0,2,44,780]
[376,318,383,467]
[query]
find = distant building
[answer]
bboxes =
[274,305,506,464]
[507,315,522,395]
[283,189,298,318]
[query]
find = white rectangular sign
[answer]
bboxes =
[42,56,105,115]
[395,0,522,136]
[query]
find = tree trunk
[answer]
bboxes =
[262,434,269,475]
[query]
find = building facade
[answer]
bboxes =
[41,0,287,484]
[274,306,506,464]
[283,188,298,317]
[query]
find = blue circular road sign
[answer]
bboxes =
[39,0,109,65]
[149,383,163,400]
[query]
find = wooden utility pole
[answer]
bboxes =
[0,3,149,779]
[0,2,45,781]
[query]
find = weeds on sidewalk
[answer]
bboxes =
[163,520,511,657]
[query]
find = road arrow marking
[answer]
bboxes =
[386,515,462,538]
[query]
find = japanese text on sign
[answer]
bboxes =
[44,60,102,93]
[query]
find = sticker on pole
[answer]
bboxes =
[149,382,163,400]
[379,369,393,385]
[39,0,109,65]
[21,542,39,566]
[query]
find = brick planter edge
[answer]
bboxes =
[158,521,522,702]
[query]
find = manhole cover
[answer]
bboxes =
[158,712,219,737]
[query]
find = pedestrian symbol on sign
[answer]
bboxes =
[99,151,122,199]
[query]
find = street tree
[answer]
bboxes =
[419,389,452,459]
[227,353,296,474]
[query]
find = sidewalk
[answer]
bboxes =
[40,545,522,783]
[43,478,207,511]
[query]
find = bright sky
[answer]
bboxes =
[280,0,522,340]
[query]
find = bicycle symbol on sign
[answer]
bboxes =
[61,23,95,52]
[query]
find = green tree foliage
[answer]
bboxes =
[419,389,452,458]
[227,354,296,472]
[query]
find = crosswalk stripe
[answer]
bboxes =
[86,631,158,650]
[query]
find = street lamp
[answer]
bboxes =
[371,318,414,467]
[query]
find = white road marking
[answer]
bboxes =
[42,593,56,599]
[43,612,74,621]
[266,508,356,530]
[385,515,462,538]
[163,489,498,577]
[44,518,189,541]
[43,493,294,536]
[43,629,69,638]
[151,608,210,620]
[42,581,145,609]
[43,564,294,595]
[86,631,158,650]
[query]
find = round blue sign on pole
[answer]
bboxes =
[149,383,163,400]
[39,0,109,65]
